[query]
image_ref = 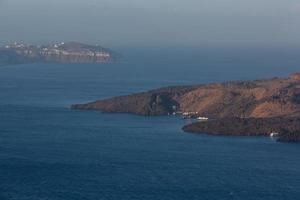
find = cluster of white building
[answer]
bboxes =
[40,48,110,58]
[178,111,209,121]
[5,42,27,49]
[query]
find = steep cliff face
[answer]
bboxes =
[72,73,300,118]
[0,42,115,65]
[39,42,112,63]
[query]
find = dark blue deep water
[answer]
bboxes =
[0,48,300,200]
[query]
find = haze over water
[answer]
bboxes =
[0,0,300,47]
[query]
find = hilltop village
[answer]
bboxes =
[0,42,114,65]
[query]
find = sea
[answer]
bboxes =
[0,47,300,200]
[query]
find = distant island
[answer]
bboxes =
[72,73,300,143]
[0,42,115,65]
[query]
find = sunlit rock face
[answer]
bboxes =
[72,73,300,119]
[71,73,300,142]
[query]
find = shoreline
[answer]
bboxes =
[182,117,300,143]
[71,73,300,143]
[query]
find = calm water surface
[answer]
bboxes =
[0,48,300,200]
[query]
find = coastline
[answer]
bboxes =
[182,117,300,143]
[71,73,300,143]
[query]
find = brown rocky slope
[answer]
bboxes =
[72,73,300,142]
[72,73,300,118]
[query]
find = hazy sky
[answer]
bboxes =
[0,0,299,47]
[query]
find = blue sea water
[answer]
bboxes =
[0,48,300,200]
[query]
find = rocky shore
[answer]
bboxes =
[182,117,300,142]
[0,42,115,65]
[72,73,300,143]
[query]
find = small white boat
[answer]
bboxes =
[270,132,279,137]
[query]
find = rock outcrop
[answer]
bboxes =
[72,86,197,115]
[71,73,300,142]
[182,117,300,137]
[72,73,300,118]
[0,42,115,65]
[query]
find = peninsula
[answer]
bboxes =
[72,73,300,143]
[0,42,115,65]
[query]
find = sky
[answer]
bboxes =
[0,0,299,47]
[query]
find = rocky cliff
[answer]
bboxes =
[72,73,300,118]
[72,73,300,142]
[72,86,197,115]
[0,42,115,65]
